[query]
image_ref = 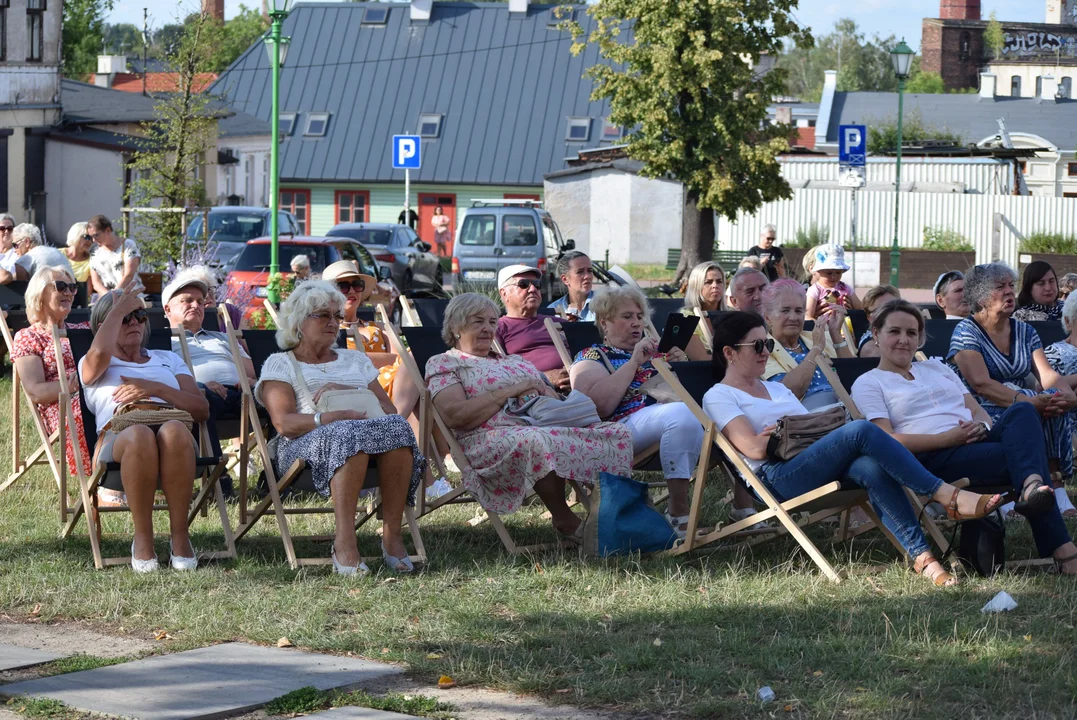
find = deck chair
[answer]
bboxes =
[920,319,961,360]
[651,359,907,583]
[390,321,580,555]
[218,312,425,569]
[410,298,451,328]
[53,327,236,570]
[649,299,685,334]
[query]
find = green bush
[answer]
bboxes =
[786,222,830,248]
[1020,232,1077,255]
[921,227,974,252]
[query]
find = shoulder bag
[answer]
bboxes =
[287,351,385,419]
[764,405,846,462]
[594,348,679,405]
[106,400,194,433]
[503,389,602,428]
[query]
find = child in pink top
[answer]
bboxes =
[805,244,864,319]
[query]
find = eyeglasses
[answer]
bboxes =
[336,279,366,293]
[87,232,101,241]
[764,236,777,241]
[122,309,148,325]
[81,234,93,242]
[733,338,775,355]
[512,279,541,290]
[0,226,13,232]
[308,311,345,323]
[53,281,78,294]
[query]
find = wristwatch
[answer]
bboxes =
[979,421,990,433]
[314,412,323,428]
[833,340,848,349]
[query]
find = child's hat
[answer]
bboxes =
[814,244,850,272]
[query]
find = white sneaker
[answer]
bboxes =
[426,477,453,500]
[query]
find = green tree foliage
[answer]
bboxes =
[866,109,963,153]
[102,22,145,55]
[778,19,896,101]
[205,6,270,72]
[568,0,811,281]
[905,70,945,94]
[922,227,973,252]
[62,0,113,79]
[984,11,1004,60]
[124,13,220,270]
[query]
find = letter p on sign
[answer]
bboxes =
[392,134,422,170]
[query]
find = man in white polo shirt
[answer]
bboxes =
[163,269,255,496]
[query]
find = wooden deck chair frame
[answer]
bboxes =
[52,327,237,570]
[651,359,908,583]
[218,311,426,569]
[0,312,68,522]
[381,308,580,555]
[398,296,422,327]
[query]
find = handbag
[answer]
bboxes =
[595,348,679,405]
[106,401,194,433]
[765,405,846,462]
[503,389,602,428]
[582,472,678,557]
[957,514,1006,577]
[287,351,385,419]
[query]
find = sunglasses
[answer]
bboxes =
[0,226,12,232]
[81,234,93,242]
[308,311,345,323]
[122,309,148,325]
[336,279,366,293]
[512,279,541,290]
[733,338,775,355]
[53,281,78,294]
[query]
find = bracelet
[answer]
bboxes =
[314,412,322,428]
[1013,391,1021,405]
[979,421,991,433]
[833,340,848,349]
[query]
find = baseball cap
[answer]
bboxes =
[161,271,210,307]
[497,263,540,290]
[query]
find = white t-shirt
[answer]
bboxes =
[255,349,380,415]
[0,248,17,274]
[851,359,972,436]
[89,239,140,290]
[78,349,193,433]
[703,380,807,471]
[16,247,72,280]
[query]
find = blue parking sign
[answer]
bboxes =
[838,125,866,167]
[392,135,421,170]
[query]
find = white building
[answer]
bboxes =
[215,111,271,207]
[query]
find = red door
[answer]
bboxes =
[418,194,456,258]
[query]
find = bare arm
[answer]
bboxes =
[118,255,140,290]
[240,355,256,382]
[432,378,543,432]
[0,267,14,284]
[685,334,710,361]
[1033,348,1077,405]
[260,380,368,439]
[112,373,210,422]
[571,360,635,419]
[775,259,786,278]
[778,346,823,400]
[366,351,399,369]
[81,287,143,385]
[719,415,774,461]
[14,355,75,406]
[89,268,108,296]
[953,349,1051,410]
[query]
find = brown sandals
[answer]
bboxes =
[945,487,1004,522]
[914,553,959,587]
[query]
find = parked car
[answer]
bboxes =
[326,222,443,294]
[186,207,301,271]
[224,236,396,313]
[451,200,574,302]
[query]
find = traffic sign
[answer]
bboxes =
[838,124,866,167]
[392,135,421,170]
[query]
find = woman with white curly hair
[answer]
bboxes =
[255,280,425,575]
[0,224,70,284]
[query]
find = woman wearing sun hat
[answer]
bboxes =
[804,244,864,320]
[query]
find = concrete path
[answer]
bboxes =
[0,645,63,672]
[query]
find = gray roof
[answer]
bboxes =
[219,110,270,138]
[826,92,1077,150]
[210,2,618,186]
[60,78,161,124]
[47,126,146,152]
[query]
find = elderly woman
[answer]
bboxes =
[857,285,901,358]
[256,281,424,575]
[0,224,70,284]
[949,262,1077,516]
[426,293,633,541]
[1058,273,1077,302]
[851,299,1076,574]
[11,266,92,486]
[79,286,208,572]
[934,271,970,320]
[290,254,312,281]
[763,279,852,409]
[64,222,93,283]
[1014,261,1064,322]
[570,286,703,537]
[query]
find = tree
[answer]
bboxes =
[569,0,811,282]
[905,70,945,94]
[866,109,963,153]
[125,12,220,270]
[777,19,898,100]
[205,5,270,72]
[63,0,113,79]
[984,11,1004,61]
[103,22,146,56]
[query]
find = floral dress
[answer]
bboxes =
[426,349,633,514]
[10,322,92,476]
[346,320,401,398]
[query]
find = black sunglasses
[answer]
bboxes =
[513,279,541,290]
[336,278,366,293]
[0,226,12,232]
[53,281,78,294]
[122,309,149,325]
[733,338,775,355]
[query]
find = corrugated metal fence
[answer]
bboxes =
[716,189,1077,267]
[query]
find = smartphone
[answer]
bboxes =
[658,313,700,354]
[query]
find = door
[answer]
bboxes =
[280,189,310,234]
[418,193,455,259]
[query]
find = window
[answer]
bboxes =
[279,113,297,136]
[26,0,43,62]
[566,117,591,142]
[1062,77,1073,99]
[1068,163,1077,177]
[419,113,442,138]
[548,7,574,26]
[1065,193,1077,199]
[334,190,369,224]
[601,118,623,141]
[304,113,330,137]
[280,189,310,234]
[501,214,538,246]
[234,243,336,273]
[362,6,388,25]
[261,155,269,205]
[1036,76,1044,97]
[1011,76,1022,97]
[459,214,496,246]
[244,155,254,204]
[960,31,970,61]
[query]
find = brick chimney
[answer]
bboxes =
[940,0,980,20]
[202,0,224,20]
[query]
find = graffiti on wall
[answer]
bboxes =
[1002,30,1077,58]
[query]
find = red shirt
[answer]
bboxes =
[495,315,564,372]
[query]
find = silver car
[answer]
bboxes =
[326,222,443,293]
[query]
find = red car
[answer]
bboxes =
[224,236,398,313]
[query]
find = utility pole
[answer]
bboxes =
[141,9,149,97]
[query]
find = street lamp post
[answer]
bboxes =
[889,39,914,287]
[264,0,293,304]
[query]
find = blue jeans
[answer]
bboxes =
[916,402,1072,557]
[200,384,244,497]
[758,420,941,557]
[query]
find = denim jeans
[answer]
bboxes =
[758,420,941,558]
[200,383,244,497]
[916,402,1071,557]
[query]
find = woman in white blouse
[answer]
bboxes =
[703,311,1004,587]
[851,299,1077,575]
[256,281,425,576]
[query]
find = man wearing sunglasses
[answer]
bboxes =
[0,213,17,275]
[495,264,571,393]
[163,270,256,496]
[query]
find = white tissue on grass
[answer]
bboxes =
[981,591,1017,613]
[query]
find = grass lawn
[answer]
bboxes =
[1,371,1076,718]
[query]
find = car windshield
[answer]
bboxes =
[327,227,393,247]
[188,212,268,243]
[233,244,337,273]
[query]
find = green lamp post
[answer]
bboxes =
[264,0,293,304]
[888,38,914,287]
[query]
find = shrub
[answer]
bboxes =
[922,227,974,252]
[1020,233,1077,255]
[786,223,830,248]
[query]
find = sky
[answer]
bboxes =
[107,0,1048,52]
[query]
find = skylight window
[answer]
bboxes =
[601,118,623,141]
[304,113,330,137]
[419,113,443,138]
[279,112,297,136]
[548,7,575,27]
[362,6,388,25]
[566,117,590,142]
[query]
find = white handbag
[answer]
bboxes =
[287,352,385,420]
